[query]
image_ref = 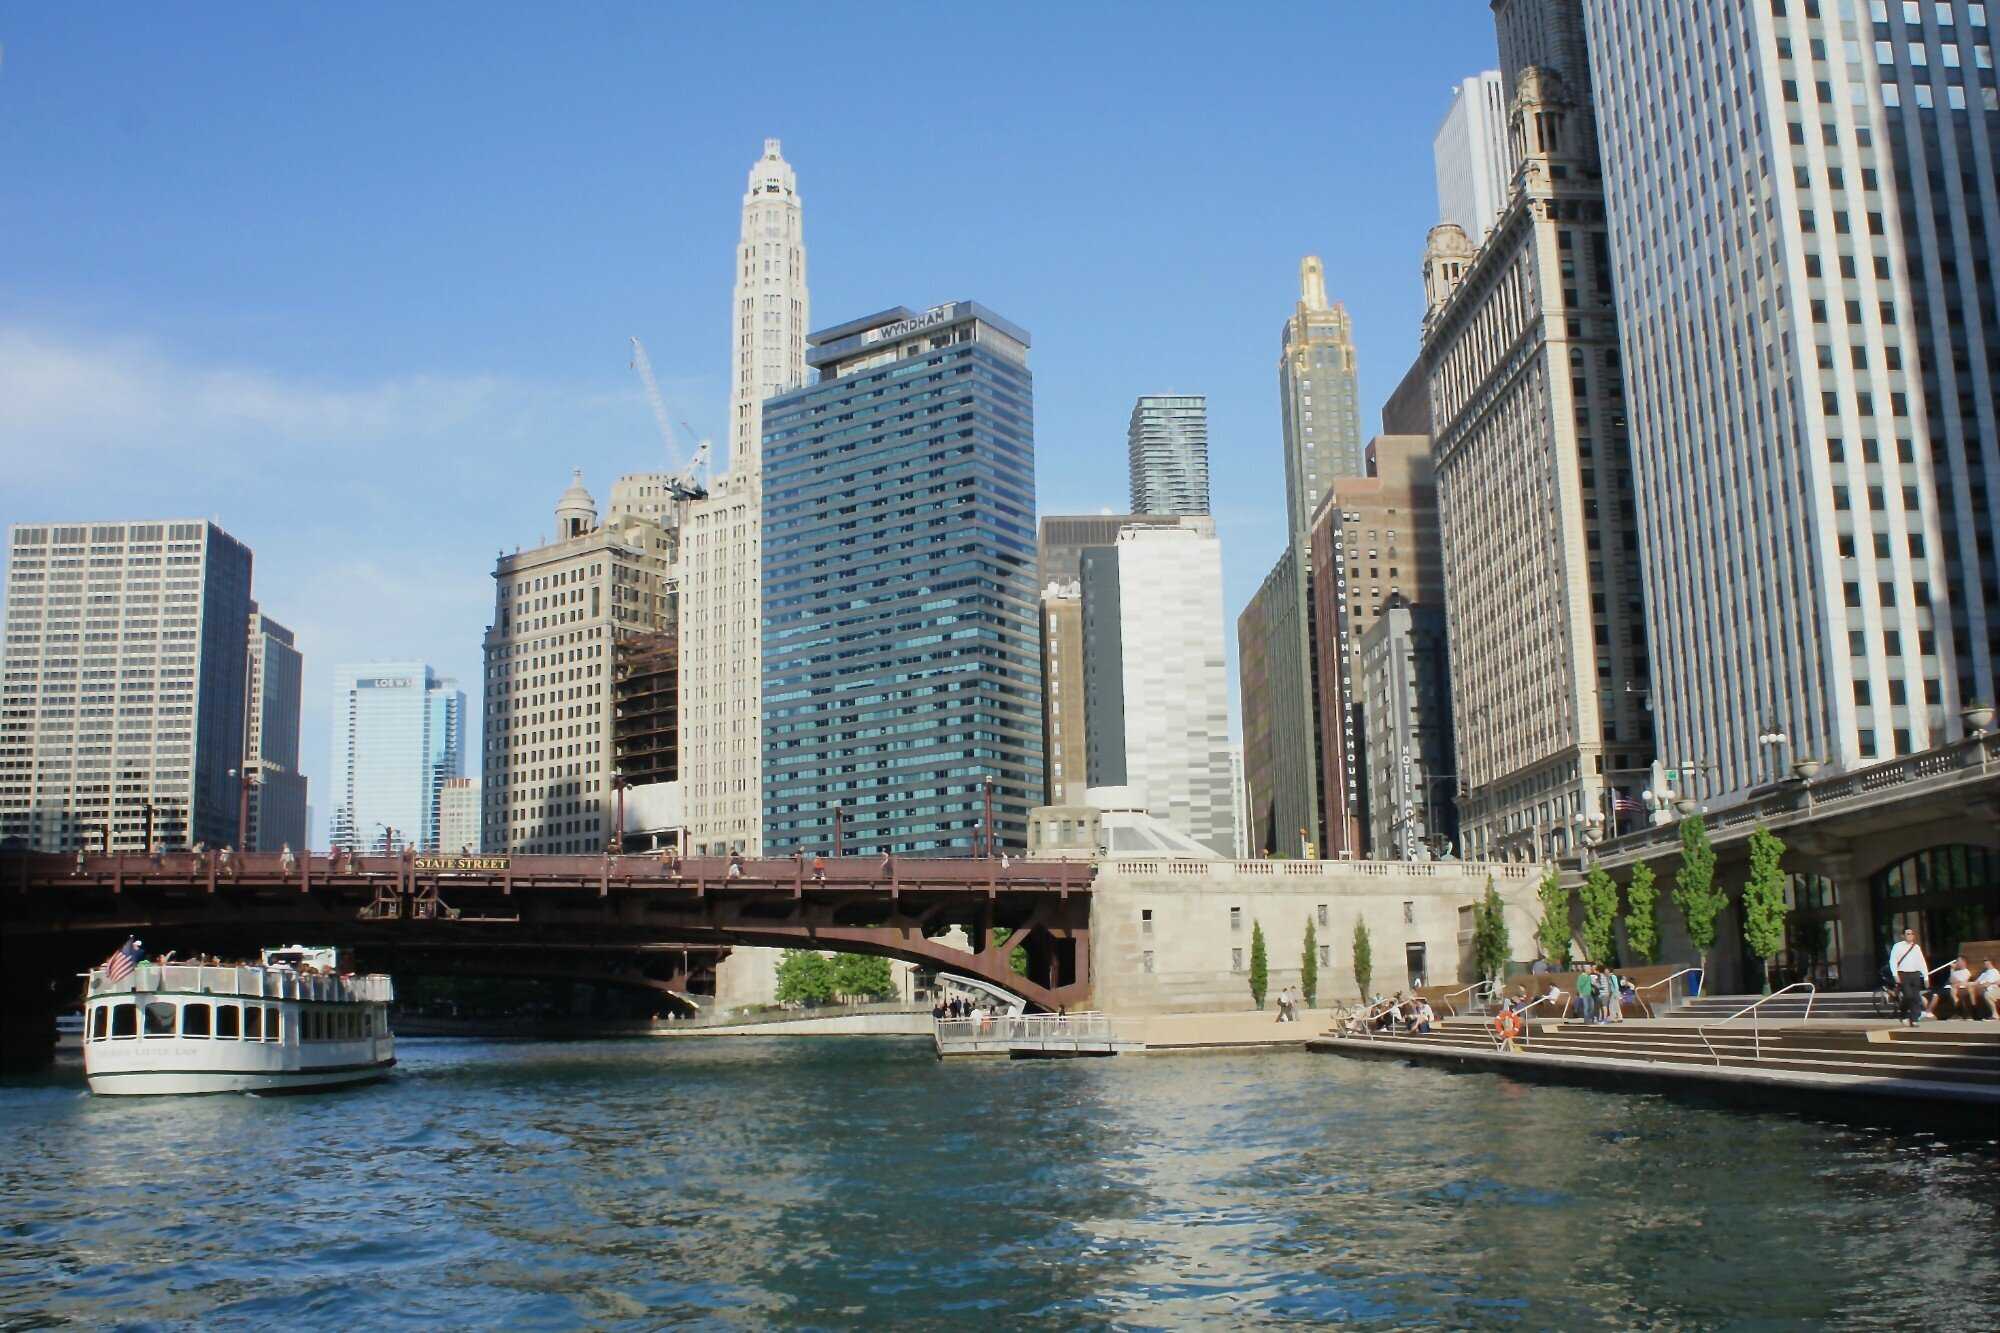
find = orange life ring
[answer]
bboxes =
[1493,1010,1524,1039]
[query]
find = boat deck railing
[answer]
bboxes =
[87,964,393,1004]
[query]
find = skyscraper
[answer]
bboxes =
[1433,70,1512,245]
[1307,436,1447,857]
[1585,0,1999,793]
[1237,548,1317,858]
[1359,601,1458,860]
[1,520,253,852]
[1279,257,1365,533]
[244,603,307,852]
[1127,394,1211,515]
[762,302,1041,855]
[1238,257,1364,861]
[329,663,463,853]
[1420,2,1653,861]
[1078,519,1236,856]
[680,138,808,857]
[481,476,675,854]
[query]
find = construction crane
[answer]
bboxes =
[628,337,709,502]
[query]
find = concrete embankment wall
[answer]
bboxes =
[656,1011,932,1037]
[1090,859,1543,1015]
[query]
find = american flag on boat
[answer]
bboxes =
[103,938,143,984]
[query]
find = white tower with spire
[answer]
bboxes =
[726,138,808,475]
[679,139,808,859]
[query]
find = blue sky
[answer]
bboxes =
[2,3,1502,841]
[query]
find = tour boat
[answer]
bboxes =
[81,945,395,1096]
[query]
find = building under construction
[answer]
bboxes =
[613,630,679,787]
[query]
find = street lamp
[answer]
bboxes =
[1757,718,1789,784]
[227,766,259,852]
[831,803,845,859]
[609,769,626,854]
[979,775,994,860]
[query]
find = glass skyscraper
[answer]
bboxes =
[329,663,464,852]
[762,302,1042,856]
[1127,394,1210,515]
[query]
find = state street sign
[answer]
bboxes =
[412,855,511,872]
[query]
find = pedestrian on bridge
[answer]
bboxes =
[811,854,826,884]
[727,851,744,881]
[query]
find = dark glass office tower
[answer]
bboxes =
[762,302,1042,855]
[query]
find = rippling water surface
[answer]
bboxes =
[3,1037,1996,1328]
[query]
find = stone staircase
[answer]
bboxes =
[1670,990,1881,1021]
[1331,1015,2000,1088]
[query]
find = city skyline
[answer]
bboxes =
[0,7,1493,842]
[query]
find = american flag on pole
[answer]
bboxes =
[103,938,143,984]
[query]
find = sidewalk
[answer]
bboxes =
[1131,1008,1331,1051]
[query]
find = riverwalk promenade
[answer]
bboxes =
[1308,1011,2000,1130]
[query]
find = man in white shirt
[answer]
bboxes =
[1888,929,1929,1028]
[1974,959,2000,1021]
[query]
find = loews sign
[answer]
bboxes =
[413,854,511,872]
[862,303,957,345]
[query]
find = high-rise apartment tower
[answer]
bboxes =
[762,302,1041,855]
[1583,0,1999,795]
[1127,394,1211,515]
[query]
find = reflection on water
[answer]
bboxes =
[2,1039,1996,1327]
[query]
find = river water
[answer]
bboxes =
[2,1037,1996,1328]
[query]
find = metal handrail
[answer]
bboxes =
[1484,992,1562,1049]
[1628,967,1705,1018]
[1696,982,1817,1065]
[1435,980,1498,1017]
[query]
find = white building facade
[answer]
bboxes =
[1583,0,1999,796]
[1433,70,1512,245]
[680,138,808,857]
[438,776,480,853]
[481,476,675,854]
[1080,520,1237,857]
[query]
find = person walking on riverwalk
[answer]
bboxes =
[1603,966,1624,1023]
[1889,929,1929,1027]
[1575,967,1597,1024]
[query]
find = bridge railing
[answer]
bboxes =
[933,1011,1130,1053]
[1589,731,1999,865]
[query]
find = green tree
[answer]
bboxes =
[987,927,1029,976]
[773,950,833,1006]
[1740,827,1790,993]
[1672,812,1729,975]
[1579,865,1620,963]
[1534,867,1573,968]
[1300,917,1319,1008]
[830,952,896,1002]
[1248,920,1269,1009]
[1623,862,1661,964]
[1472,877,1512,983]
[1352,918,1373,1000]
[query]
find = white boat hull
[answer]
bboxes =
[86,1058,396,1097]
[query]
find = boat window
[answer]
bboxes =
[215,1004,240,1039]
[143,1002,176,1037]
[181,1003,211,1038]
[110,1003,137,1038]
[91,1007,108,1040]
[266,1007,282,1043]
[244,1005,263,1040]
